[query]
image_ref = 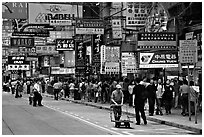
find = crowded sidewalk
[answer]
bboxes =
[42,93,202,134]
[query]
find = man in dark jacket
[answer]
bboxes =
[132,78,147,125]
[146,79,157,116]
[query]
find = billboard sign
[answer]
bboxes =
[56,39,75,51]
[8,56,29,65]
[137,32,177,50]
[122,52,137,74]
[36,45,58,54]
[76,19,104,34]
[10,38,34,47]
[179,40,198,64]
[139,52,178,68]
[28,3,82,24]
[126,2,151,26]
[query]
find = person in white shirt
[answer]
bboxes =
[155,79,163,115]
[69,81,75,98]
[128,80,135,106]
[33,79,43,107]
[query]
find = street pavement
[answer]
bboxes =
[43,93,202,134]
[2,91,202,135]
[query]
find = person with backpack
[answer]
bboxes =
[132,78,147,125]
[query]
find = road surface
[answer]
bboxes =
[2,92,198,135]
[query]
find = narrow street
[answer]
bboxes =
[2,92,198,135]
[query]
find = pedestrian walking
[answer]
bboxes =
[64,81,70,98]
[101,80,109,103]
[155,79,163,115]
[111,84,124,127]
[33,79,43,107]
[173,79,180,108]
[79,79,86,100]
[179,80,189,116]
[53,80,62,100]
[132,78,147,125]
[123,78,130,104]
[92,80,99,103]
[128,80,135,107]
[163,80,174,115]
[146,79,157,116]
[69,80,75,98]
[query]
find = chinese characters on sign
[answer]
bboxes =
[56,39,75,50]
[36,45,58,54]
[76,19,104,34]
[179,40,198,64]
[139,52,178,68]
[126,2,151,26]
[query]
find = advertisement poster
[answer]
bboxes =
[28,3,82,24]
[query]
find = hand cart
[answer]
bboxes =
[110,104,133,128]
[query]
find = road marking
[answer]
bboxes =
[45,105,123,135]
[122,131,134,135]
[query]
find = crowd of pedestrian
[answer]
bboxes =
[3,75,202,123]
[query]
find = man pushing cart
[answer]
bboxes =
[110,84,132,128]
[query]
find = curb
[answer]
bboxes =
[43,94,202,134]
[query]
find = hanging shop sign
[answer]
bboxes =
[7,64,30,70]
[12,24,53,37]
[126,2,151,26]
[179,40,198,64]
[76,19,104,34]
[64,51,75,67]
[28,3,82,25]
[75,41,86,70]
[92,35,103,67]
[51,67,75,74]
[112,28,123,39]
[10,38,34,47]
[35,37,47,46]
[105,62,120,74]
[36,45,58,54]
[122,52,137,74]
[2,2,28,19]
[139,52,178,68]
[7,55,30,70]
[105,46,120,62]
[47,31,73,44]
[18,47,36,54]
[137,32,177,50]
[8,48,19,56]
[56,39,75,51]
[8,56,27,64]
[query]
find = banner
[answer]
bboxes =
[2,2,28,19]
[28,3,82,24]
[139,52,178,68]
